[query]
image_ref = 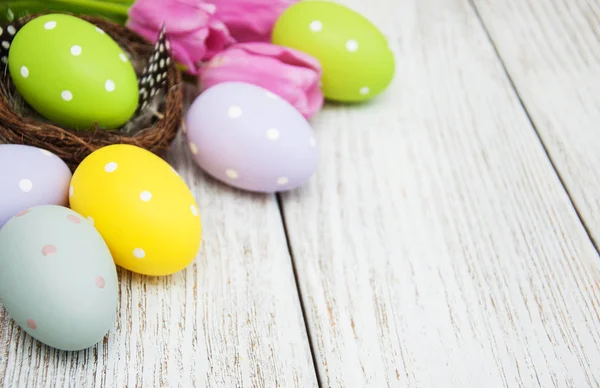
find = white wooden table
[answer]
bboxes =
[2,0,600,386]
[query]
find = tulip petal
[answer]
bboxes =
[126,0,235,75]
[199,42,324,118]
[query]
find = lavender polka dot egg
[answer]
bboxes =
[0,144,72,228]
[185,82,319,193]
[0,205,118,351]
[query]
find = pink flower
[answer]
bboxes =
[126,0,236,75]
[198,42,324,118]
[205,0,298,42]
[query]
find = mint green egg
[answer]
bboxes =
[8,13,139,129]
[0,205,118,351]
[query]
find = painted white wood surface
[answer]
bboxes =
[471,0,600,245]
[280,0,600,386]
[0,86,318,387]
[2,0,600,387]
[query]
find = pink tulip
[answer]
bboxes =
[198,42,324,118]
[126,0,235,75]
[205,0,298,43]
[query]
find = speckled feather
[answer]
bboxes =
[0,20,24,66]
[137,25,170,113]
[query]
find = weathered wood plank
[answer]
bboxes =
[0,86,318,387]
[472,0,600,245]
[280,0,600,386]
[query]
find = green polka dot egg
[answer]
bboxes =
[272,1,395,102]
[8,14,139,129]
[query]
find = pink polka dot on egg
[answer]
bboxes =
[15,209,30,217]
[42,245,57,257]
[67,215,81,224]
[95,276,105,289]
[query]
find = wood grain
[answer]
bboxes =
[0,86,318,387]
[279,0,600,386]
[471,0,600,246]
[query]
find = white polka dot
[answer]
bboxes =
[69,185,74,198]
[266,91,278,99]
[19,179,32,192]
[44,21,57,30]
[159,59,165,68]
[309,20,323,32]
[119,53,127,62]
[133,248,145,259]
[309,137,317,147]
[346,40,359,52]
[226,169,238,179]
[40,149,52,156]
[61,91,72,101]
[189,142,198,155]
[1,57,7,64]
[96,27,105,34]
[70,45,82,56]
[0,27,3,35]
[277,177,289,186]
[360,87,370,95]
[191,204,198,217]
[104,162,118,172]
[87,216,94,225]
[20,66,29,78]
[227,105,242,119]
[140,191,152,202]
[1,41,9,50]
[266,128,280,140]
[105,80,115,92]
[7,26,16,35]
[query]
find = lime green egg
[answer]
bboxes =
[272,1,395,102]
[8,14,139,129]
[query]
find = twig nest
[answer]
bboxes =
[0,13,183,172]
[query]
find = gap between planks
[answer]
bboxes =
[276,194,323,388]
[467,0,600,255]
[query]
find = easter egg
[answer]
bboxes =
[69,144,202,276]
[272,1,395,102]
[0,205,118,351]
[185,82,319,193]
[0,144,71,228]
[8,13,139,129]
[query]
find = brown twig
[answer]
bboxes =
[0,14,183,172]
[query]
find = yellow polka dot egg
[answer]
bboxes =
[8,13,139,129]
[272,1,395,102]
[69,145,202,277]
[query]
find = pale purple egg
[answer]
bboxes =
[184,81,319,193]
[0,144,72,228]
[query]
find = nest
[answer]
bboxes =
[0,14,183,171]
